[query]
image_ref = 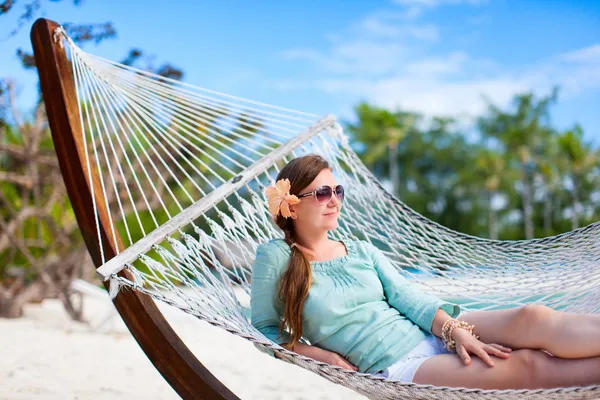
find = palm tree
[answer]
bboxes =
[478,89,558,239]
[474,150,505,239]
[537,135,562,235]
[557,125,598,230]
[346,103,419,196]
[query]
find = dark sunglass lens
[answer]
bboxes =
[335,185,345,202]
[315,186,333,203]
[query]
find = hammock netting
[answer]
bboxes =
[56,27,600,399]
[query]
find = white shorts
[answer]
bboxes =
[373,335,454,383]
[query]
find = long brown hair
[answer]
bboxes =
[274,154,331,349]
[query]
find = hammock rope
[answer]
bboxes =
[55,27,600,399]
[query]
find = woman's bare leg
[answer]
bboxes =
[458,305,600,358]
[412,349,600,390]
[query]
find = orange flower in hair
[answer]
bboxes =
[265,178,300,219]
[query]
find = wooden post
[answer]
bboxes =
[31,18,238,400]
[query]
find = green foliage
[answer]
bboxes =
[0,0,188,317]
[1,1,599,319]
[0,125,83,282]
[346,89,599,240]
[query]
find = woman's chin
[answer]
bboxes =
[323,220,339,230]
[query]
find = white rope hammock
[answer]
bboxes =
[56,28,600,399]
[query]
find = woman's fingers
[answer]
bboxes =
[489,343,512,353]
[339,359,358,371]
[486,344,511,359]
[344,361,358,371]
[329,352,358,371]
[474,346,496,367]
[344,362,358,371]
[456,345,471,366]
[454,335,510,368]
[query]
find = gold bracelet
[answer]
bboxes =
[441,319,479,350]
[441,319,457,349]
[441,319,454,345]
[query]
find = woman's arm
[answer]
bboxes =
[250,243,312,353]
[368,243,460,334]
[430,307,453,338]
[431,308,512,367]
[250,243,295,355]
[251,243,358,371]
[277,342,358,371]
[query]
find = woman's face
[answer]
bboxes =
[290,168,343,232]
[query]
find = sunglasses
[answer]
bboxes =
[297,185,345,204]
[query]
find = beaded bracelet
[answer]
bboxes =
[441,319,479,350]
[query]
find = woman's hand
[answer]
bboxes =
[324,350,359,371]
[452,328,512,367]
[287,342,358,371]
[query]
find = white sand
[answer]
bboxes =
[0,292,366,400]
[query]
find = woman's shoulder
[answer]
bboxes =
[254,237,379,263]
[345,239,382,261]
[347,239,376,253]
[257,238,291,254]
[253,238,291,270]
[262,238,371,254]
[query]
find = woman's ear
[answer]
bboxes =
[289,202,298,215]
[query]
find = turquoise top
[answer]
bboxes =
[250,238,460,374]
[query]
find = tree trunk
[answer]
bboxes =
[0,280,47,318]
[389,142,399,197]
[571,175,580,230]
[521,171,534,239]
[58,287,86,322]
[544,190,552,235]
[488,191,498,240]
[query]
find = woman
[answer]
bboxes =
[250,154,600,390]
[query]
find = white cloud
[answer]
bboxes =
[356,16,402,38]
[404,51,467,76]
[403,25,440,41]
[354,16,439,41]
[560,45,600,64]
[273,65,529,119]
[275,40,600,121]
[280,49,323,63]
[393,0,485,8]
[281,41,407,75]
[370,76,530,118]
[392,0,487,20]
[274,3,600,123]
[398,7,424,20]
[279,14,441,76]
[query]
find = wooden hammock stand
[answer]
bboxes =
[31,18,238,400]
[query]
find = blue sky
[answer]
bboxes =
[2,0,600,143]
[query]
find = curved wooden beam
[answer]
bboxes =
[31,18,239,400]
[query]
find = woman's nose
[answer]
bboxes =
[328,192,340,207]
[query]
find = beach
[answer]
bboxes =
[0,292,365,400]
